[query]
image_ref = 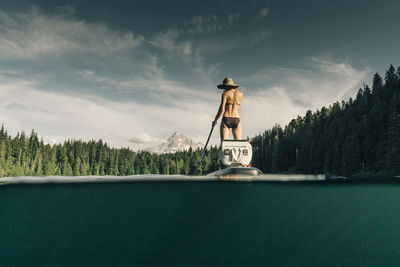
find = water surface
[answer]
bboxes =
[1,176,400,266]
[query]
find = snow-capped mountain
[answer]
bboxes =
[144,132,203,154]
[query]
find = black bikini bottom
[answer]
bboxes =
[222,117,240,129]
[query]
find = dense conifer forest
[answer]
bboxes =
[251,65,400,177]
[0,65,399,178]
[0,128,219,177]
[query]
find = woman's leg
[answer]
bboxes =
[232,121,242,140]
[220,121,230,142]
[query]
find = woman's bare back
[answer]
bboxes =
[223,89,243,118]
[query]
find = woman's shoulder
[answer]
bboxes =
[222,90,232,96]
[223,89,243,97]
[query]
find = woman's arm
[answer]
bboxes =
[213,93,226,126]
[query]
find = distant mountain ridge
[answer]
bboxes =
[144,132,203,154]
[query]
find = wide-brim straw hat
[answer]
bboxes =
[217,77,239,89]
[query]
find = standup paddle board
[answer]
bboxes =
[207,166,262,179]
[208,140,262,179]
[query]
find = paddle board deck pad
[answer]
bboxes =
[207,167,262,179]
[219,140,252,167]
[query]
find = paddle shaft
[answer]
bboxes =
[197,124,215,172]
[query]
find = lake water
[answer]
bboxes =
[1,175,400,266]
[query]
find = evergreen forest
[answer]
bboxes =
[0,65,399,178]
[0,129,219,177]
[251,65,400,177]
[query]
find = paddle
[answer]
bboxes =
[196,124,215,174]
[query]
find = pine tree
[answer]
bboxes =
[271,135,279,173]
[73,157,81,176]
[372,73,384,101]
[62,156,73,176]
[385,65,397,90]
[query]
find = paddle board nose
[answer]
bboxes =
[219,140,253,167]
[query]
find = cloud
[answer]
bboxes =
[177,11,269,64]
[192,29,269,60]
[255,7,269,21]
[240,57,370,136]
[149,29,193,60]
[0,71,217,150]
[129,133,163,144]
[185,13,240,35]
[187,15,220,35]
[55,6,76,16]
[241,86,306,135]
[76,63,214,105]
[0,7,218,103]
[0,7,144,60]
[228,13,240,24]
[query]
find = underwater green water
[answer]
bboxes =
[1,180,400,266]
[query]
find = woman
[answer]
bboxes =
[212,77,243,142]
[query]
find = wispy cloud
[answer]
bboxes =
[187,15,220,35]
[184,13,240,35]
[149,29,193,60]
[254,7,269,21]
[0,7,216,101]
[240,57,370,135]
[0,7,144,60]
[129,133,163,144]
[228,13,240,24]
[241,86,306,135]
[76,62,215,105]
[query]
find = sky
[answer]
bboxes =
[0,0,399,150]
